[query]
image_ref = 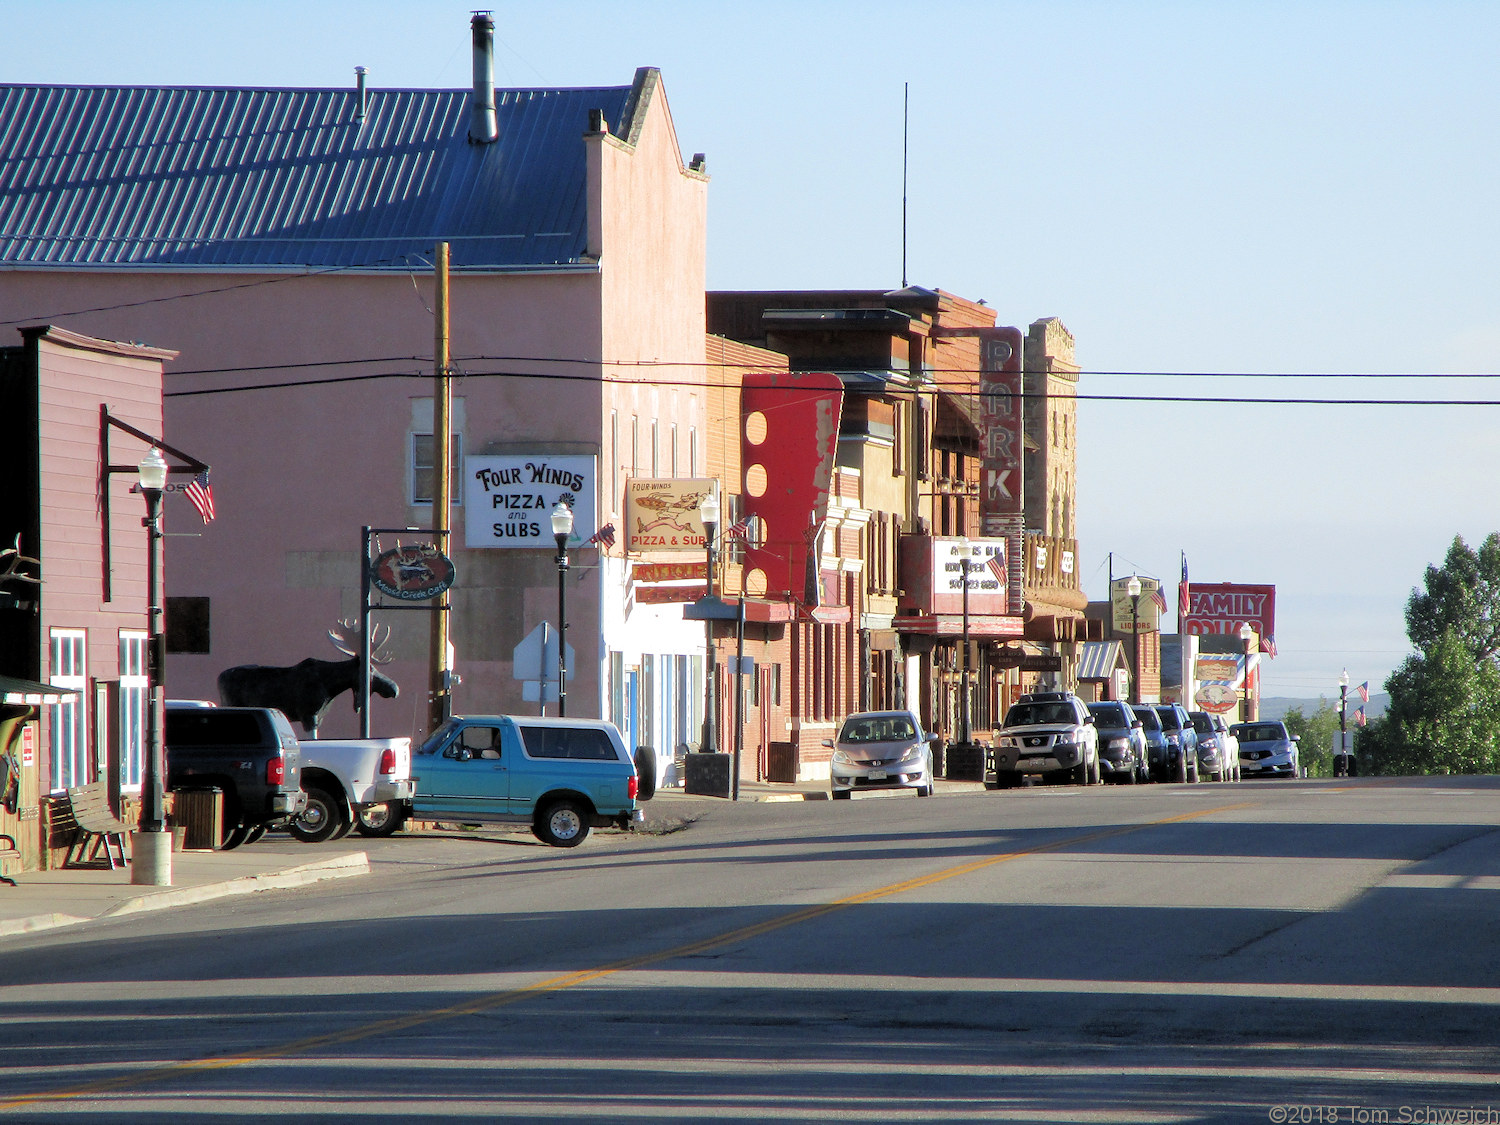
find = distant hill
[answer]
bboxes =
[1259,694,1388,722]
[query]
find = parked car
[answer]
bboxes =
[164,705,307,849]
[408,715,642,846]
[824,710,937,799]
[1188,710,1238,782]
[988,692,1100,787]
[291,736,415,843]
[1232,720,1301,778]
[1132,705,1170,781]
[1086,701,1148,784]
[1153,704,1199,783]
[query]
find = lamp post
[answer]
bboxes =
[699,490,720,755]
[1239,622,1255,723]
[134,449,171,886]
[550,501,574,717]
[1337,668,1350,776]
[1126,576,1142,704]
[959,544,972,746]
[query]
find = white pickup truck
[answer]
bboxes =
[292,737,415,842]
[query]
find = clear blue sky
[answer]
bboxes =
[10,0,1499,700]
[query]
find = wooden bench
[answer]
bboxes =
[57,781,132,870]
[0,833,16,887]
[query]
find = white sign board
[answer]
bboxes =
[465,455,597,548]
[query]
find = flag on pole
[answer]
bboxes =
[1178,554,1191,616]
[986,553,1006,585]
[586,523,616,551]
[183,471,215,523]
[1262,635,1278,658]
[722,516,751,542]
[1357,681,1370,704]
[1355,707,1367,727]
[1149,586,1167,613]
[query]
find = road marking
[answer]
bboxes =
[0,800,1253,1109]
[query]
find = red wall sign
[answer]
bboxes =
[1183,582,1276,638]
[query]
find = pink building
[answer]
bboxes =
[0,16,717,768]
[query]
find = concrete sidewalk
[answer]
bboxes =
[0,845,369,939]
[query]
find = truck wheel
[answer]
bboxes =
[355,802,406,838]
[634,745,657,801]
[288,785,348,844]
[534,800,590,847]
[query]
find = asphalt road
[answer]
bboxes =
[1,776,1498,1123]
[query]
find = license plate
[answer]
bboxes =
[868,771,888,781]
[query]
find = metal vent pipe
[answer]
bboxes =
[469,12,498,144]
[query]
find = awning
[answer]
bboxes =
[1076,641,1125,681]
[0,675,80,705]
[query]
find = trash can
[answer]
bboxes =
[767,741,799,784]
[174,788,223,850]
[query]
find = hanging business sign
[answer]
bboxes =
[370,543,455,601]
[624,478,716,553]
[464,455,597,549]
[1183,582,1276,638]
[1110,576,1163,634]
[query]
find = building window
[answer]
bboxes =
[631,415,640,477]
[410,433,464,506]
[671,423,679,477]
[689,426,698,477]
[166,596,211,654]
[119,632,147,792]
[651,420,659,477]
[48,629,87,792]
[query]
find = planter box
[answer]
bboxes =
[684,752,733,798]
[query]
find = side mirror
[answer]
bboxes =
[821,738,834,748]
[1083,715,1095,724]
[450,747,473,762]
[925,733,939,744]
[1131,720,1143,729]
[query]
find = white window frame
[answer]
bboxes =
[118,631,147,793]
[48,629,88,792]
[409,432,465,506]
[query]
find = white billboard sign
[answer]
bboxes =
[464,455,596,548]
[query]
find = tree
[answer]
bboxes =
[1284,700,1339,777]
[1360,629,1500,775]
[1404,534,1500,665]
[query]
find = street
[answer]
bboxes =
[1,777,1498,1123]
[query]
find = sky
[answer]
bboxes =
[8,0,1499,701]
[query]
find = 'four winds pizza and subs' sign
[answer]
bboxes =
[464,455,596,548]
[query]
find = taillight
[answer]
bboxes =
[266,756,285,786]
[379,748,396,776]
[628,774,639,800]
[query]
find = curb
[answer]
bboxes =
[105,851,370,917]
[0,913,91,938]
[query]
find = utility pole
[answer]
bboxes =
[429,242,453,732]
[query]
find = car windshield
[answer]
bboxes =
[1005,702,1076,727]
[1088,704,1128,725]
[839,715,916,743]
[1156,709,1182,730]
[1189,714,1212,734]
[1238,723,1287,742]
[416,718,463,756]
[1132,707,1161,730]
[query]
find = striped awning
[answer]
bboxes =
[0,675,79,705]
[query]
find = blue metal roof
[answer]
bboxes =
[0,81,635,271]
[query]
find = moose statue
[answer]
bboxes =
[217,621,399,736]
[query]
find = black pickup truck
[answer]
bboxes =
[164,705,307,849]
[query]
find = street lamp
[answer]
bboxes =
[134,448,171,886]
[1239,622,1255,723]
[699,490,720,755]
[1337,668,1350,776]
[1126,576,1142,704]
[550,501,574,717]
[959,544,972,746]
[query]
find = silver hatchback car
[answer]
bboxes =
[825,710,937,799]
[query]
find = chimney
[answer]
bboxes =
[354,66,368,123]
[469,11,498,144]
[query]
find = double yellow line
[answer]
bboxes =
[1,800,1249,1109]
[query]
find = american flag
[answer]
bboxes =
[1149,586,1167,613]
[1354,707,1367,727]
[1262,635,1278,658]
[1178,554,1190,616]
[986,553,1006,584]
[183,472,215,523]
[722,516,751,542]
[1357,680,1370,703]
[586,523,616,551]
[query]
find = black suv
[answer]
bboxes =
[1087,700,1147,784]
[1153,703,1199,783]
[165,705,307,849]
[1132,705,1169,780]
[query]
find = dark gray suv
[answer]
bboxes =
[1153,703,1199,783]
[1087,700,1148,784]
